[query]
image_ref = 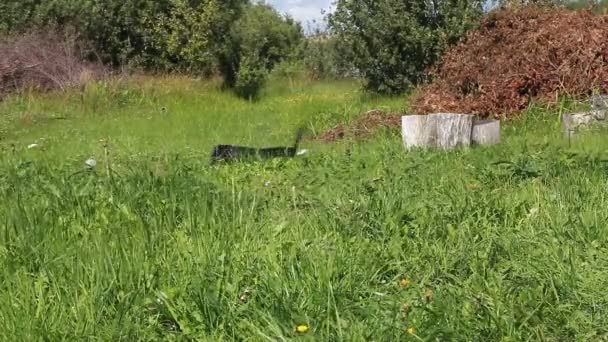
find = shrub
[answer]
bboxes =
[328,0,484,94]
[0,30,103,98]
[222,3,304,98]
[0,0,246,73]
[299,33,357,80]
[233,56,268,100]
[139,0,246,73]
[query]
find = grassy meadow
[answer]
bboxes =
[1,76,608,341]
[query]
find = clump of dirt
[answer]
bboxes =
[319,109,402,142]
[0,30,104,99]
[411,6,608,119]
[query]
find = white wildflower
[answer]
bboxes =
[85,157,97,169]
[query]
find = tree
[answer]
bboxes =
[296,32,357,80]
[140,0,246,73]
[328,0,484,94]
[0,0,246,72]
[222,3,304,99]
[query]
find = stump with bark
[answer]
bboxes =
[402,113,500,150]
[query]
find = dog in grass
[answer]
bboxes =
[210,127,308,164]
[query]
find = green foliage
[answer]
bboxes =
[231,4,303,73]
[0,0,245,72]
[298,33,356,80]
[271,58,308,82]
[0,0,79,32]
[223,3,304,98]
[233,55,268,100]
[270,31,358,82]
[139,0,215,73]
[328,0,484,94]
[0,0,304,98]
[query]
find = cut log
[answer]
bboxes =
[401,114,436,149]
[591,94,608,110]
[472,119,501,146]
[562,110,607,136]
[434,113,473,149]
[402,113,473,150]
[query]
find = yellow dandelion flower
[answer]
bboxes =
[399,278,411,288]
[407,327,416,335]
[295,323,310,334]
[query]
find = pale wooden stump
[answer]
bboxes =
[401,114,436,149]
[402,113,473,150]
[472,119,501,146]
[591,94,608,110]
[562,110,607,137]
[435,113,473,149]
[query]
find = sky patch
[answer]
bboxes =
[266,0,333,30]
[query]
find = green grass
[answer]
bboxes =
[1,77,608,341]
[0,75,403,160]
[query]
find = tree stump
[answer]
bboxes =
[472,119,501,146]
[402,113,473,150]
[591,94,608,110]
[401,114,436,149]
[435,113,473,149]
[562,110,607,137]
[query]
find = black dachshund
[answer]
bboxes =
[210,127,308,164]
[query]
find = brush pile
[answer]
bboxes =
[0,30,103,99]
[319,109,402,142]
[411,6,608,119]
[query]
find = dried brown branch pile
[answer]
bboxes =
[411,6,608,119]
[319,109,402,142]
[0,30,103,99]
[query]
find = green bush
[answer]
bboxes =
[271,58,307,81]
[298,33,356,80]
[0,0,245,72]
[233,55,268,100]
[223,3,304,98]
[328,0,484,94]
[139,0,246,73]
